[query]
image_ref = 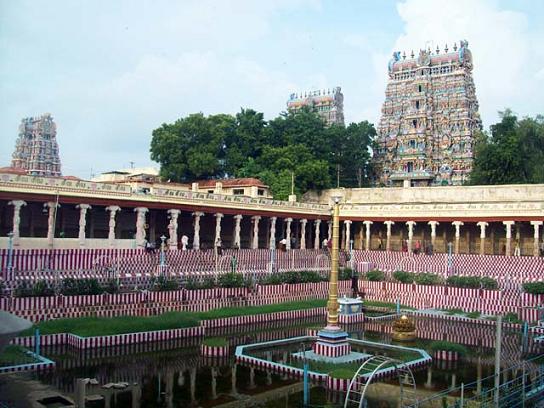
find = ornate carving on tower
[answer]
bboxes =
[374,41,481,187]
[286,87,344,126]
[11,114,62,176]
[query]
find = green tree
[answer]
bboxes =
[470,110,544,185]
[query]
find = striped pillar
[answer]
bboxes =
[234,214,243,249]
[192,212,204,250]
[285,218,293,250]
[251,216,261,249]
[428,221,439,249]
[406,221,416,253]
[167,209,181,250]
[134,207,148,247]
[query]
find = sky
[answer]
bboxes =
[1,0,543,178]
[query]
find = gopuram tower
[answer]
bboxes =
[287,87,344,126]
[373,40,481,187]
[11,113,62,177]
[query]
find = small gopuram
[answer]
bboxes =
[287,87,345,126]
[374,41,482,187]
[11,113,62,177]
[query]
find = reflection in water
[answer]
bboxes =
[0,316,542,407]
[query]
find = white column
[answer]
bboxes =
[105,206,120,247]
[8,200,26,246]
[251,215,261,249]
[269,217,277,250]
[344,220,352,249]
[285,218,293,250]
[477,221,489,255]
[327,220,332,241]
[44,201,59,247]
[233,214,243,249]
[503,221,515,256]
[530,221,543,257]
[384,221,394,251]
[76,204,91,248]
[314,219,321,249]
[192,212,204,250]
[134,207,148,247]
[452,221,464,254]
[167,209,181,249]
[428,221,439,248]
[299,219,307,250]
[406,221,416,253]
[214,213,224,245]
[363,220,373,251]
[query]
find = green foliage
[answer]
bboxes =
[429,341,468,356]
[479,277,498,290]
[470,110,544,185]
[0,345,38,366]
[446,275,498,290]
[465,311,481,319]
[61,278,103,296]
[365,269,385,281]
[217,273,246,288]
[150,107,376,198]
[104,279,120,294]
[184,277,215,290]
[15,280,55,297]
[153,276,179,291]
[393,271,415,284]
[503,312,523,324]
[522,281,544,295]
[328,368,355,379]
[414,273,440,286]
[339,267,353,281]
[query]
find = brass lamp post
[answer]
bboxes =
[325,195,341,330]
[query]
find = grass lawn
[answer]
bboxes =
[20,299,327,338]
[18,298,412,338]
[0,345,38,366]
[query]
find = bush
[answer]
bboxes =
[479,277,498,290]
[414,273,440,286]
[504,312,523,324]
[202,337,228,347]
[393,271,415,284]
[339,268,354,281]
[260,274,284,286]
[184,277,216,290]
[217,273,245,288]
[465,311,481,319]
[104,279,120,294]
[365,269,385,282]
[61,278,103,296]
[153,276,179,291]
[523,281,544,295]
[429,340,468,356]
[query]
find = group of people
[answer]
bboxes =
[401,239,434,255]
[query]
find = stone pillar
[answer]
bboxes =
[214,213,224,245]
[167,209,181,249]
[190,367,196,402]
[44,201,59,247]
[251,215,260,249]
[269,217,277,250]
[503,221,515,256]
[134,207,148,247]
[363,221,373,251]
[105,206,120,247]
[344,220,352,249]
[452,221,464,254]
[428,221,439,248]
[314,219,321,249]
[285,218,292,250]
[231,364,238,395]
[384,221,394,251]
[530,221,543,257]
[477,221,489,255]
[299,219,307,249]
[211,367,218,400]
[76,204,91,248]
[327,220,332,241]
[192,212,204,250]
[8,200,26,246]
[233,214,243,249]
[406,221,416,253]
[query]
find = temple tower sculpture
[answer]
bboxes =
[11,113,62,177]
[373,40,481,186]
[287,87,344,126]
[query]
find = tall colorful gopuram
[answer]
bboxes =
[373,40,482,187]
[11,113,62,177]
[287,87,344,126]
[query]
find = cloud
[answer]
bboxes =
[388,0,543,127]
